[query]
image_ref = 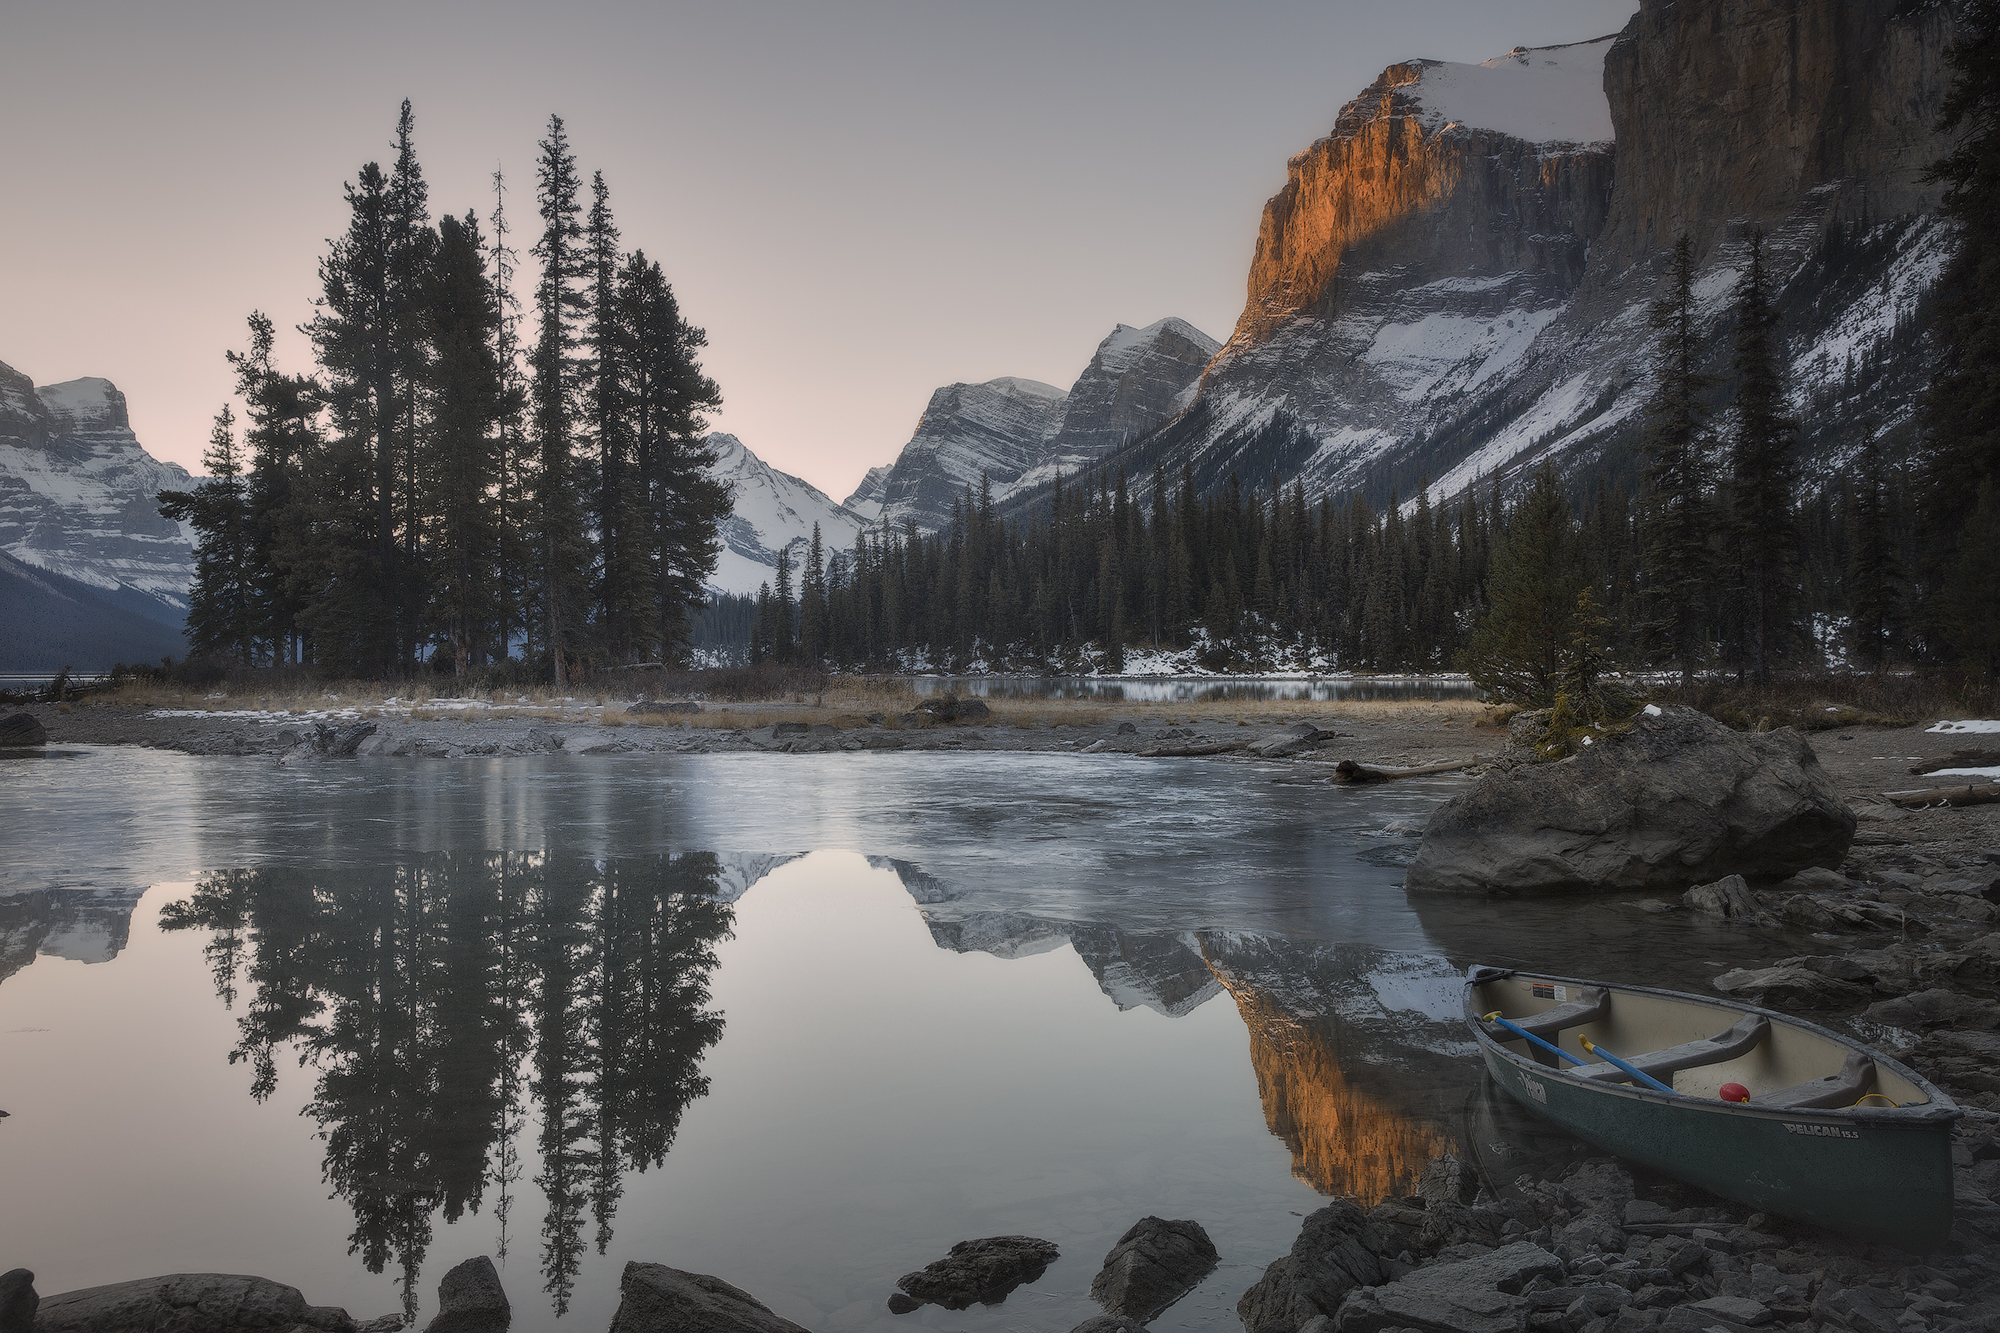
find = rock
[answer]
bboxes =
[607,1262,810,1333]
[1236,1200,1396,1333]
[898,711,933,729]
[1777,954,1878,983]
[0,713,47,746]
[1417,1154,1481,1208]
[1861,989,2000,1031]
[524,728,565,752]
[1780,894,1873,931]
[1564,1161,1636,1218]
[1685,1295,1772,1326]
[354,1318,406,1333]
[1406,706,1854,896]
[1683,874,1769,923]
[1778,866,1859,894]
[1711,964,1869,1008]
[0,1270,35,1333]
[1082,739,1110,753]
[1330,1241,1564,1333]
[627,700,700,715]
[1069,1318,1150,1333]
[891,1236,1059,1312]
[313,720,378,757]
[33,1274,355,1333]
[1624,1200,1672,1226]
[1250,732,1318,758]
[953,698,992,722]
[1088,1217,1218,1323]
[1813,1283,1906,1333]
[425,1256,507,1333]
[1117,722,1138,735]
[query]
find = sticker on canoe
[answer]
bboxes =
[1530,984,1569,1001]
[1783,1122,1860,1140]
[1519,1072,1547,1104]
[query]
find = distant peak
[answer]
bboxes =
[983,376,1066,399]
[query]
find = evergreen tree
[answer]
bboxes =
[798,524,829,665]
[1933,481,2000,683]
[1922,2,2000,659]
[489,168,530,664]
[529,114,594,686]
[424,211,508,673]
[227,312,321,664]
[1725,229,1801,684]
[1639,233,1717,694]
[1848,436,1904,670]
[1459,466,1591,706]
[159,406,256,660]
[308,157,403,673]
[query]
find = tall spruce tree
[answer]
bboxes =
[529,115,594,686]
[227,312,321,663]
[159,406,256,660]
[616,253,727,660]
[1639,233,1717,694]
[386,100,436,666]
[424,211,509,673]
[1848,436,1904,670]
[1923,1,2000,679]
[489,167,530,663]
[1458,465,1590,706]
[1725,229,1801,684]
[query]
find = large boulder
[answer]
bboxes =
[424,1256,507,1333]
[1088,1217,1217,1323]
[1331,1241,1564,1333]
[0,713,46,746]
[888,1236,1058,1313]
[607,1263,809,1333]
[1,1270,36,1333]
[1236,1200,1397,1333]
[32,1274,354,1333]
[1406,706,1853,896]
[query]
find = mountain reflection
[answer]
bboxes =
[159,852,732,1319]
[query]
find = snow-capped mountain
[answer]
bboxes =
[1009,0,1956,516]
[0,360,195,623]
[705,432,874,596]
[866,316,1220,532]
[841,464,892,521]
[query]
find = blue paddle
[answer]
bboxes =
[1579,1034,1678,1095]
[1482,1011,1587,1066]
[1481,1011,1679,1096]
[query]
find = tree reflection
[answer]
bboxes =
[159,852,731,1319]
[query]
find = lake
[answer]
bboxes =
[0,748,1790,1332]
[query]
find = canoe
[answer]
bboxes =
[1464,964,1961,1247]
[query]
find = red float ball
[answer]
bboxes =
[1719,1082,1750,1103]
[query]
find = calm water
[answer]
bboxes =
[904,675,1482,704]
[0,748,1800,1332]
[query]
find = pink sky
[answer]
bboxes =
[4,0,1637,501]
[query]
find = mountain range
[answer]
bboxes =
[831,0,1955,531]
[3,0,1965,631]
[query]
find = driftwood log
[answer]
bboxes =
[1332,757,1481,783]
[1909,749,2000,775]
[1882,783,2000,809]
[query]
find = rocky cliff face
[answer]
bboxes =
[872,376,1070,531]
[869,318,1219,532]
[0,359,194,622]
[1027,0,1957,517]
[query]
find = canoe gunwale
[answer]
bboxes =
[1462,964,1961,1128]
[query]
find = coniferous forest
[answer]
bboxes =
[161,104,728,685]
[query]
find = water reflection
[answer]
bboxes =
[907,675,1481,703]
[156,852,732,1319]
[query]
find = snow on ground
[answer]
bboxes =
[1410,37,1617,145]
[1929,720,2000,734]
[148,695,602,723]
[1926,768,2000,780]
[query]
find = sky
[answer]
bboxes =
[4,0,1639,502]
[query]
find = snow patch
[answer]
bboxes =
[1925,767,2000,779]
[1928,720,2000,734]
[1410,37,1617,146]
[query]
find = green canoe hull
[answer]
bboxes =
[1478,1042,1957,1247]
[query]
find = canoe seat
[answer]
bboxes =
[1483,987,1610,1042]
[1755,1049,1877,1110]
[1575,1013,1770,1084]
